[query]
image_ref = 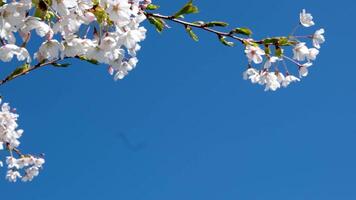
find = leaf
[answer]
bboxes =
[147,16,165,33]
[205,21,229,27]
[275,47,283,57]
[146,4,160,10]
[185,25,199,41]
[8,64,30,80]
[173,0,199,18]
[51,63,71,68]
[263,38,280,45]
[231,27,253,36]
[77,56,99,65]
[219,36,234,47]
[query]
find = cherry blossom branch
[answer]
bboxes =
[0,60,59,86]
[0,56,91,86]
[144,12,250,44]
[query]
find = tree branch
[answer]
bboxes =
[0,57,75,86]
[144,12,264,44]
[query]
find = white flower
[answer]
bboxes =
[104,0,132,27]
[243,68,260,84]
[6,170,21,182]
[6,157,19,169]
[119,27,147,49]
[293,43,309,61]
[313,28,325,49]
[282,75,300,87]
[245,45,265,64]
[300,9,315,27]
[299,62,313,77]
[52,0,78,16]
[0,101,23,149]
[263,56,279,69]
[0,44,30,62]
[35,40,64,62]
[307,48,319,61]
[20,17,51,37]
[22,166,40,182]
[259,72,281,91]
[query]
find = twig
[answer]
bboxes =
[145,12,264,44]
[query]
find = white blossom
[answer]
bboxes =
[0,44,30,62]
[35,40,64,62]
[299,62,313,77]
[264,56,279,69]
[300,9,314,27]
[307,48,319,61]
[293,43,309,61]
[245,45,265,64]
[282,75,300,87]
[313,28,325,49]
[6,169,21,182]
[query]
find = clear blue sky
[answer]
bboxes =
[1,0,356,199]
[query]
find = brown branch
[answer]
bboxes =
[0,58,69,86]
[145,12,264,44]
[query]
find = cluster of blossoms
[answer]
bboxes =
[0,99,45,182]
[0,0,326,183]
[0,0,151,80]
[0,0,152,182]
[5,155,45,182]
[243,9,325,91]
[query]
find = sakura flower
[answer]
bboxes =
[313,28,325,49]
[299,62,313,77]
[22,166,40,182]
[0,101,23,149]
[119,27,147,49]
[35,40,64,62]
[0,44,30,62]
[307,48,319,61]
[300,9,315,27]
[20,17,51,37]
[6,157,19,169]
[104,0,132,27]
[260,72,280,91]
[51,0,78,16]
[293,43,309,61]
[6,169,21,182]
[245,45,265,64]
[282,75,300,87]
[264,56,279,69]
[243,68,260,84]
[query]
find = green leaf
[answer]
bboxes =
[77,56,99,65]
[264,45,271,55]
[173,0,199,18]
[8,64,30,80]
[52,63,71,68]
[185,26,199,42]
[231,27,253,36]
[147,16,165,33]
[219,36,234,47]
[275,47,283,57]
[205,21,229,27]
[146,4,160,10]
[0,0,6,6]
[263,38,280,45]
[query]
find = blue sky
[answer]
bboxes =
[1,0,356,199]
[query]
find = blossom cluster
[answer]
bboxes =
[5,155,45,182]
[0,99,45,182]
[0,0,151,80]
[243,9,325,91]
